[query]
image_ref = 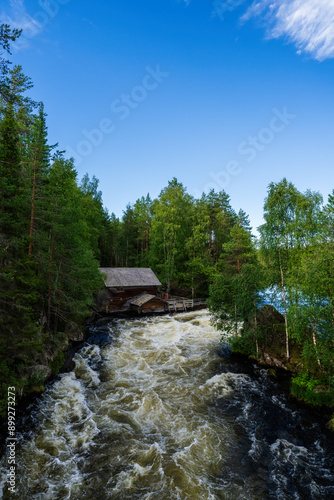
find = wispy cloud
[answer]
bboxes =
[242,0,334,61]
[83,18,98,30]
[1,0,43,48]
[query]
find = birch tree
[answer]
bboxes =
[259,178,300,360]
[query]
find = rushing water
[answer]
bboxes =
[1,310,334,499]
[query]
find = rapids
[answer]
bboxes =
[1,310,334,499]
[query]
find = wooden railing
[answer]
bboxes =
[165,298,207,312]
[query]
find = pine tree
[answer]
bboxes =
[0,102,23,234]
[40,156,104,332]
[28,103,51,257]
[0,23,22,102]
[133,194,152,266]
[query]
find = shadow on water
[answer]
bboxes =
[210,354,334,500]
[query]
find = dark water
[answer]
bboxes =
[1,310,333,499]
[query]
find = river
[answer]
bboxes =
[1,310,334,499]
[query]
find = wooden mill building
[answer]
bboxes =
[99,267,164,313]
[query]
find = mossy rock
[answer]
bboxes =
[246,305,286,350]
[51,350,66,375]
[249,305,285,328]
[326,417,334,431]
[28,385,45,394]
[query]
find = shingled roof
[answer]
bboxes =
[99,268,161,288]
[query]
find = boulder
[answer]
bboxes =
[67,330,84,342]
[262,353,288,370]
[95,288,111,312]
[250,304,285,328]
[28,364,52,381]
[247,304,286,352]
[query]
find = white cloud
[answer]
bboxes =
[242,0,334,61]
[1,0,43,49]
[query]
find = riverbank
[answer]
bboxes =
[0,308,164,431]
[229,346,334,431]
[216,304,334,431]
[229,351,334,432]
[0,316,117,447]
[0,308,188,441]
[2,309,334,499]
[2,309,333,449]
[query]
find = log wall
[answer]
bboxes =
[108,287,159,311]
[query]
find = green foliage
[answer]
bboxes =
[208,220,264,355]
[0,23,22,101]
[0,103,24,234]
[149,178,194,292]
[0,33,109,415]
[209,177,334,408]
[0,361,25,418]
[1,19,334,417]
[101,184,240,296]
[51,350,65,375]
[291,373,334,407]
[28,370,46,388]
[184,190,236,297]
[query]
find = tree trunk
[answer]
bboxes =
[254,298,259,359]
[329,290,334,327]
[312,317,321,368]
[47,236,54,329]
[278,246,289,359]
[146,220,149,255]
[53,264,62,334]
[28,150,38,257]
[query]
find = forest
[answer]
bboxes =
[1,24,334,416]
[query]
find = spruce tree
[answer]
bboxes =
[0,102,22,234]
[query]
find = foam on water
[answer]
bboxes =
[1,310,334,499]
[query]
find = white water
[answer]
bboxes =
[1,310,334,499]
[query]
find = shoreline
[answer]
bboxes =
[1,310,333,453]
[230,350,334,432]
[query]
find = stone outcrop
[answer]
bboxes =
[261,353,289,370]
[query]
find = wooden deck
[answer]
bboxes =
[102,295,207,315]
[165,298,207,312]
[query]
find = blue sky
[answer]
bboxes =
[3,0,334,233]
